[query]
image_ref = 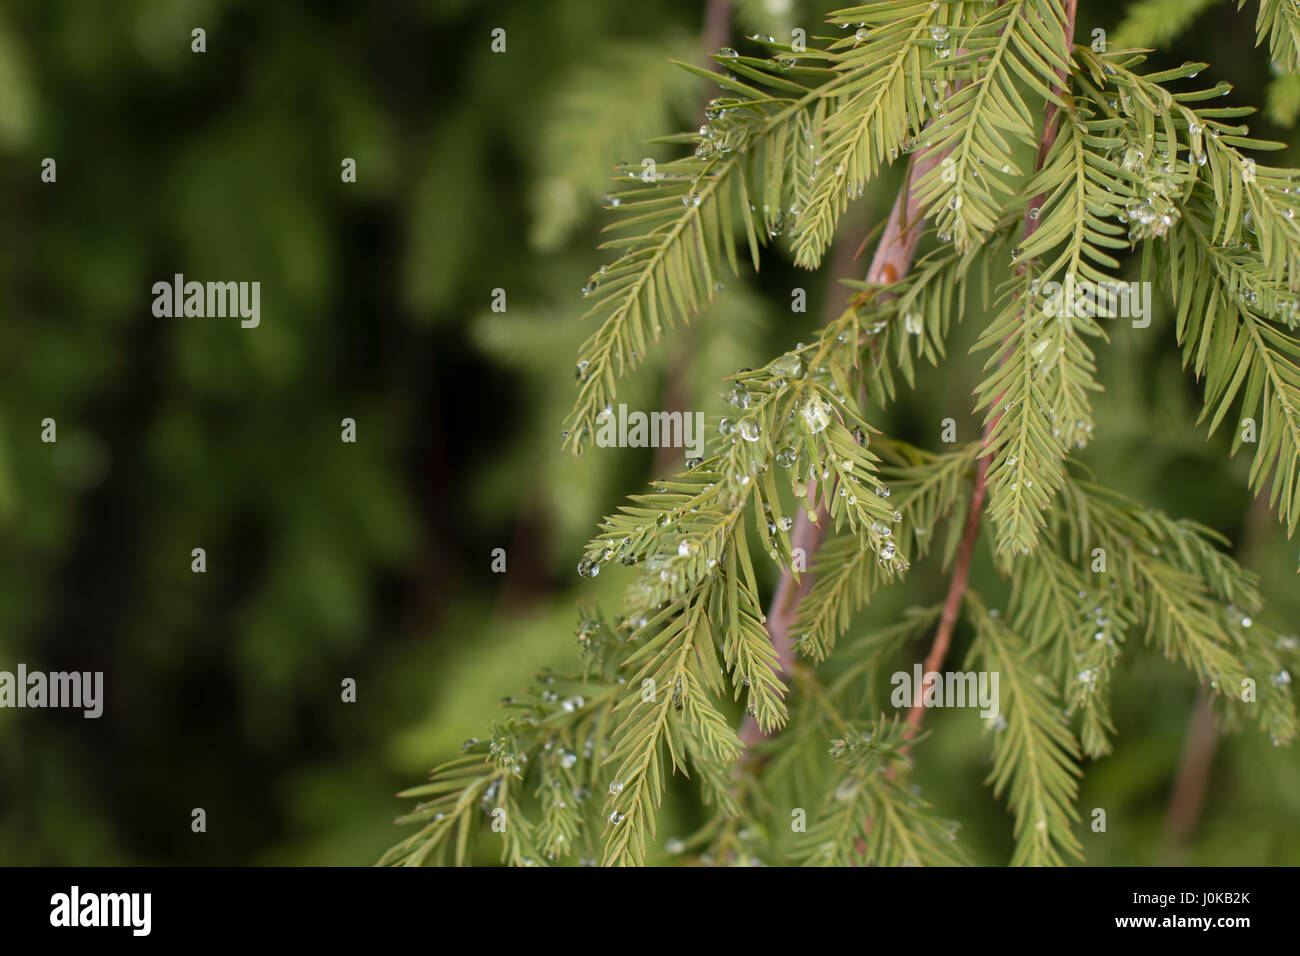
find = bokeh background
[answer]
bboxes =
[1,0,1297,865]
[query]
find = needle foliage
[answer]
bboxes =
[388,0,1300,868]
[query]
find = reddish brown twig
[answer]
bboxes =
[904,456,991,735]
[738,144,953,753]
[1163,691,1219,856]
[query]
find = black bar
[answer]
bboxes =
[0,866,1283,942]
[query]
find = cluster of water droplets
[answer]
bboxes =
[929,24,951,60]
[867,485,909,569]
[488,728,529,776]
[834,20,872,43]
[1113,143,1183,239]
[696,83,757,162]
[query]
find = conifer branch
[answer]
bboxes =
[802,715,968,865]
[971,0,1093,560]
[905,0,1078,740]
[789,2,945,269]
[385,0,1300,869]
[795,441,979,666]
[1068,49,1300,540]
[562,50,842,452]
[741,140,952,754]
[1245,0,1300,72]
[913,0,1070,252]
[966,591,1084,866]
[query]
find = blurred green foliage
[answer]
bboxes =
[0,0,1296,865]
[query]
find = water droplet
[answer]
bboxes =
[771,352,805,380]
[799,396,832,433]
